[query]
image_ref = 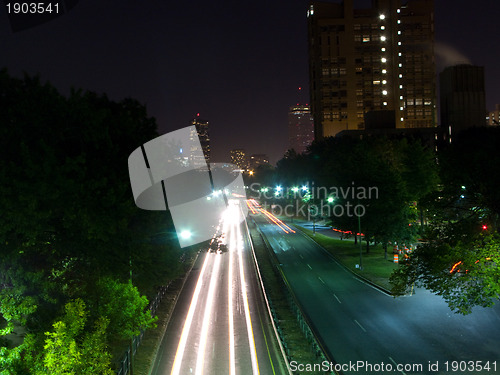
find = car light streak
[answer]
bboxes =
[170,252,211,375]
[259,208,296,234]
[236,219,260,375]
[247,200,258,214]
[195,252,221,375]
[228,208,236,375]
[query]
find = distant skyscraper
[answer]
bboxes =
[307,0,436,139]
[230,149,247,170]
[288,104,314,154]
[440,64,486,140]
[487,104,500,126]
[191,115,210,167]
[248,154,270,170]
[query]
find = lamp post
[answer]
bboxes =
[358,213,363,271]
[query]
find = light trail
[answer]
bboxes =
[170,252,210,375]
[258,207,296,234]
[195,252,221,375]
[228,207,236,375]
[247,199,295,233]
[247,200,258,214]
[236,215,260,375]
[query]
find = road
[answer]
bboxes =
[151,201,287,375]
[250,201,500,375]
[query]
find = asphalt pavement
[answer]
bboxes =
[151,205,287,375]
[253,212,500,375]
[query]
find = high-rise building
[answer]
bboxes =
[440,64,486,140]
[307,0,436,139]
[288,104,314,154]
[191,115,210,167]
[248,154,270,170]
[487,104,500,126]
[230,149,247,170]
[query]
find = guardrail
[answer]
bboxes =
[115,283,169,375]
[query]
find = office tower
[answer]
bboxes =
[191,115,210,167]
[487,104,500,126]
[288,104,314,154]
[248,154,270,170]
[440,64,486,139]
[307,0,436,139]
[230,149,247,170]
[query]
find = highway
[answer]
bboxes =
[249,200,500,375]
[151,201,287,375]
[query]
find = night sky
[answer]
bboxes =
[2,0,499,164]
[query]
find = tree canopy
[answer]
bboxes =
[0,69,180,373]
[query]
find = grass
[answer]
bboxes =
[295,225,399,291]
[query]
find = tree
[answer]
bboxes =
[391,231,500,314]
[41,299,113,375]
[391,127,500,314]
[0,70,175,373]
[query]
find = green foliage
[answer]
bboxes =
[96,279,157,340]
[391,127,500,314]
[273,136,438,248]
[391,232,500,314]
[41,299,113,375]
[0,69,177,373]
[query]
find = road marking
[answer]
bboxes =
[333,294,341,304]
[170,253,211,375]
[236,220,260,375]
[307,264,312,270]
[353,319,366,332]
[318,276,325,284]
[388,356,407,375]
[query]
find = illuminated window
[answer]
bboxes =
[363,36,370,42]
[373,80,381,85]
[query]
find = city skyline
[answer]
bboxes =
[1,0,499,164]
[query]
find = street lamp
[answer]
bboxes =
[358,214,363,271]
